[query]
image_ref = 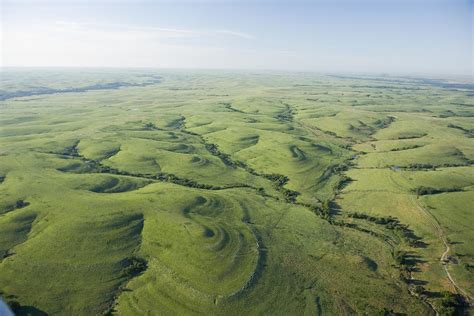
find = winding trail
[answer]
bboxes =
[360,150,474,309]
[414,199,473,303]
[387,168,473,303]
[327,130,469,314]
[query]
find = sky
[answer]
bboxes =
[1,0,473,75]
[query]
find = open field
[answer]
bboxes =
[0,70,473,315]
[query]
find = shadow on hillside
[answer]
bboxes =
[11,304,48,316]
[328,200,342,216]
[410,278,428,286]
[404,252,426,272]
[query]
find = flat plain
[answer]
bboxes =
[0,69,473,315]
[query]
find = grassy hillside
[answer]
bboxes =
[0,70,472,315]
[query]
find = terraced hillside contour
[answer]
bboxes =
[0,70,472,315]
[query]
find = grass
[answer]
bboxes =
[0,70,472,315]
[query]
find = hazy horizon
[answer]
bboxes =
[1,0,473,76]
[1,66,473,80]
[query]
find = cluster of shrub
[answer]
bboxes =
[101,256,149,316]
[121,256,147,278]
[3,200,30,214]
[404,163,437,170]
[393,249,408,267]
[204,143,240,168]
[221,102,244,113]
[332,163,349,173]
[317,163,349,187]
[279,188,300,203]
[325,130,339,137]
[317,214,399,250]
[405,160,474,171]
[143,122,162,131]
[447,123,474,137]
[348,123,373,134]
[335,175,352,192]
[347,212,421,247]
[348,212,402,227]
[297,163,353,221]
[437,291,468,315]
[53,141,81,157]
[168,116,186,130]
[379,307,405,316]
[262,173,300,203]
[373,116,396,129]
[263,173,289,186]
[15,200,29,209]
[307,201,332,221]
[388,248,423,293]
[463,263,474,272]
[274,104,294,122]
[410,285,469,315]
[389,144,422,152]
[396,133,427,140]
[156,173,223,190]
[412,186,462,196]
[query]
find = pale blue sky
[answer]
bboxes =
[2,0,472,75]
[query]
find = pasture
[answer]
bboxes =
[0,70,472,315]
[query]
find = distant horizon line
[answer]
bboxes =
[1,66,472,80]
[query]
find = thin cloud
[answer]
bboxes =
[54,21,255,40]
[2,20,258,67]
[215,30,256,40]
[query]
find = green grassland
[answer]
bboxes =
[0,70,472,315]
